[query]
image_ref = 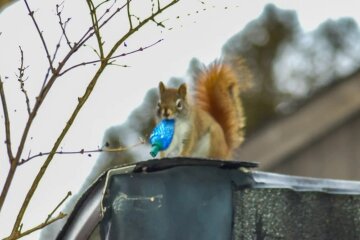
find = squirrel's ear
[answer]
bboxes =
[178,83,187,98]
[159,81,166,93]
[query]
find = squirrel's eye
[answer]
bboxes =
[176,99,182,110]
[157,101,161,109]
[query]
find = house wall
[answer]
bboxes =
[271,112,360,181]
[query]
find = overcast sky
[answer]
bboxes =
[1,0,359,239]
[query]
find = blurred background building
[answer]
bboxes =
[237,70,360,180]
[224,4,360,180]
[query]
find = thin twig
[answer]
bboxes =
[97,0,116,23]
[16,46,31,115]
[18,139,145,165]
[0,78,13,162]
[151,0,155,14]
[56,2,72,49]
[42,9,70,90]
[45,191,72,223]
[41,38,62,90]
[41,0,122,89]
[75,0,128,49]
[87,0,104,59]
[95,0,111,11]
[24,0,55,73]
[83,43,101,58]
[157,0,161,11]
[127,0,133,29]
[93,0,129,35]
[108,62,129,68]
[60,39,163,76]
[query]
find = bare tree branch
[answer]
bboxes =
[14,0,117,169]
[0,0,180,238]
[3,191,71,239]
[3,212,67,240]
[0,161,18,217]
[11,0,179,236]
[0,0,94,213]
[18,139,145,165]
[9,1,180,237]
[0,0,125,213]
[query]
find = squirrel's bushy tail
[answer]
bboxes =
[195,62,246,150]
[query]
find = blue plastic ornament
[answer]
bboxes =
[149,119,175,157]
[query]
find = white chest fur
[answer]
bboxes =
[162,118,211,157]
[163,118,191,157]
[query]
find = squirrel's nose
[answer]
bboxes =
[163,108,172,118]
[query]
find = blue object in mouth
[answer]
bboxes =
[149,119,175,157]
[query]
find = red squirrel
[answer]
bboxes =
[156,61,246,159]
